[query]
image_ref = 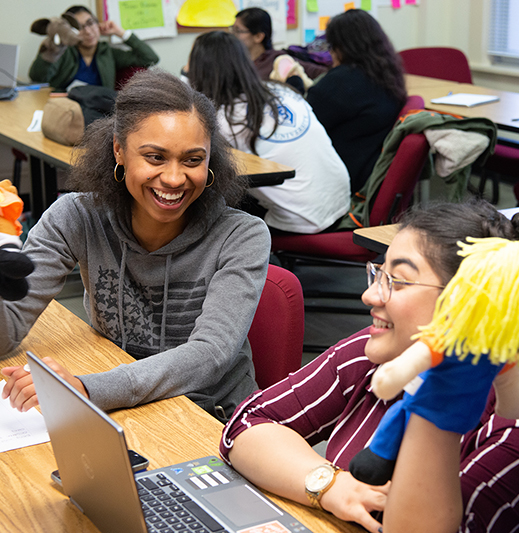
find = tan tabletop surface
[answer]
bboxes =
[353,225,398,254]
[405,74,519,132]
[0,300,362,533]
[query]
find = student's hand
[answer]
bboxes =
[320,471,389,533]
[1,357,88,411]
[99,20,125,39]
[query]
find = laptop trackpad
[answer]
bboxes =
[202,484,282,527]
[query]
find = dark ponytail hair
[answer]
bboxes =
[398,198,519,285]
[188,31,279,155]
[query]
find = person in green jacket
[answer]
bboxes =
[29,5,159,91]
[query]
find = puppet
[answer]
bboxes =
[30,14,81,64]
[269,55,314,91]
[349,237,519,486]
[0,180,34,301]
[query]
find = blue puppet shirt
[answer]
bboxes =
[370,353,504,462]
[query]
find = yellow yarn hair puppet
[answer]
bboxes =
[0,180,34,300]
[349,237,519,486]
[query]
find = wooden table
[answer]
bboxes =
[0,300,362,533]
[353,225,398,254]
[405,74,519,133]
[0,89,295,219]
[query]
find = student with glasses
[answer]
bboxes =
[231,7,327,82]
[220,199,519,533]
[29,4,159,91]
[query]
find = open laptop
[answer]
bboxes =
[0,43,19,100]
[27,351,313,533]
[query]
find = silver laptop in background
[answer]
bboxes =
[27,351,313,533]
[0,43,19,100]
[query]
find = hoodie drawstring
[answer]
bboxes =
[160,254,171,353]
[118,242,128,351]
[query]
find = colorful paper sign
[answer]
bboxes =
[319,16,330,30]
[119,0,164,29]
[344,2,355,11]
[306,0,319,13]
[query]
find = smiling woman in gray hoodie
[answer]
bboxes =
[0,70,271,422]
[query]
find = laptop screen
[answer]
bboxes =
[0,43,19,89]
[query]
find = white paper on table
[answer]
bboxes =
[0,382,49,453]
[27,110,43,132]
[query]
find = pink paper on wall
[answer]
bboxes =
[405,0,417,4]
[287,0,296,25]
[391,0,401,7]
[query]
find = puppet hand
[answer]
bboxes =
[320,471,389,533]
[372,359,409,400]
[372,340,433,400]
[0,235,34,301]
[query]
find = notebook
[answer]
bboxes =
[0,43,19,100]
[27,351,313,533]
[430,93,500,108]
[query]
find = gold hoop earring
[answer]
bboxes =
[206,168,215,188]
[114,163,126,182]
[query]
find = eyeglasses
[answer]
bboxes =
[229,26,251,35]
[78,18,98,32]
[366,261,445,303]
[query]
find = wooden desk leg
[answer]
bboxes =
[30,155,44,220]
[43,161,58,210]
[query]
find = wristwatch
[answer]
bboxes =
[305,463,342,510]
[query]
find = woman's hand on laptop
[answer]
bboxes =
[1,357,88,411]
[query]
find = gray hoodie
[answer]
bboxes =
[0,193,271,420]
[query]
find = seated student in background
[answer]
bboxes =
[307,9,407,193]
[231,7,328,83]
[220,199,519,533]
[188,31,351,235]
[29,4,159,91]
[1,70,270,422]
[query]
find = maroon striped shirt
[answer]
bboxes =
[220,328,519,532]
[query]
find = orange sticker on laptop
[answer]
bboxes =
[238,521,290,533]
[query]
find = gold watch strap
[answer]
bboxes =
[306,464,342,510]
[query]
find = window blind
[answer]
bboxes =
[489,0,519,63]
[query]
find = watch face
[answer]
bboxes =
[306,465,335,492]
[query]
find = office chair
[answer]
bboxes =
[400,47,518,204]
[399,47,473,83]
[272,131,429,353]
[248,264,304,389]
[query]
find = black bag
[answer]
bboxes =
[68,85,117,127]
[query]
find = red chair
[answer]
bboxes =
[400,47,517,204]
[273,132,429,263]
[248,264,304,389]
[399,47,473,83]
[271,132,430,352]
[400,94,425,117]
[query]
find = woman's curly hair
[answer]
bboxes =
[67,69,247,223]
[326,9,407,107]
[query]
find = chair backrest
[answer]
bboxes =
[398,95,425,118]
[115,66,147,90]
[248,264,304,389]
[369,132,430,226]
[399,47,473,84]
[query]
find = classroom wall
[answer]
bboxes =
[0,0,513,89]
[1,0,518,186]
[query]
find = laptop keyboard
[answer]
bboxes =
[137,473,227,533]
